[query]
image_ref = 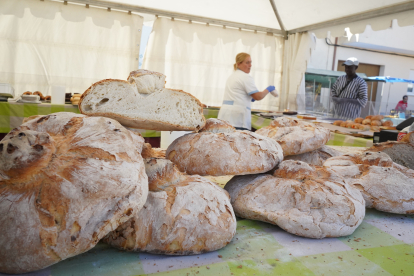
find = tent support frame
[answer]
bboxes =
[47,0,285,35]
[268,0,287,39]
[288,1,414,34]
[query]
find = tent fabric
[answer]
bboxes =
[142,17,284,110]
[366,76,414,83]
[0,0,143,96]
[107,0,414,36]
[280,32,312,111]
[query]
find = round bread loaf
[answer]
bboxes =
[371,115,384,121]
[255,117,330,156]
[224,160,365,238]
[382,120,393,127]
[324,151,414,214]
[333,120,343,126]
[283,145,341,166]
[354,117,364,124]
[352,123,361,129]
[166,119,284,176]
[371,126,380,132]
[104,158,236,254]
[362,119,371,125]
[346,122,354,128]
[365,115,373,120]
[340,121,348,127]
[358,124,371,131]
[0,112,148,274]
[371,120,382,126]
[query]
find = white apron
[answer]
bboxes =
[218,70,259,129]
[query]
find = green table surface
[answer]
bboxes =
[4,208,413,276]
[0,103,372,147]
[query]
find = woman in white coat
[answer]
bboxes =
[218,52,278,130]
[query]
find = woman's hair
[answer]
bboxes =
[234,53,250,70]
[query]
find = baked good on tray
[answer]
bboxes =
[104,158,236,255]
[0,112,148,274]
[323,151,414,214]
[224,160,365,238]
[166,119,284,176]
[78,77,206,131]
[255,117,330,156]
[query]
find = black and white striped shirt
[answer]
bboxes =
[331,75,368,120]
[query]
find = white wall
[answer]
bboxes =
[308,22,414,115]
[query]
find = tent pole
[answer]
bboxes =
[369,82,373,115]
[385,83,391,114]
[269,0,287,39]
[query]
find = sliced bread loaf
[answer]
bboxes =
[78,79,206,131]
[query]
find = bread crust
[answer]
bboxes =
[224,160,365,238]
[324,151,414,214]
[78,79,206,131]
[283,145,341,166]
[166,119,284,176]
[0,112,148,274]
[255,117,331,156]
[103,158,236,254]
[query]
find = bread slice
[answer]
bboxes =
[78,79,206,131]
[127,69,166,94]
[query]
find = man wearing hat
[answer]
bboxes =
[331,57,368,119]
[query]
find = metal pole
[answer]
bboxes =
[385,83,392,114]
[369,82,373,115]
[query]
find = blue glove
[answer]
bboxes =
[251,98,256,102]
[266,85,275,92]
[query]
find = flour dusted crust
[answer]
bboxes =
[78,79,206,131]
[166,119,284,176]
[255,117,331,156]
[324,151,414,214]
[127,69,166,94]
[224,160,365,239]
[283,145,341,166]
[0,112,148,274]
[103,158,236,255]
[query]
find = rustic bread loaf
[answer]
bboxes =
[0,112,148,274]
[283,145,341,166]
[358,124,370,131]
[367,135,414,169]
[224,160,365,238]
[255,117,331,156]
[333,120,343,126]
[354,117,364,124]
[127,69,166,94]
[371,120,382,126]
[166,119,284,176]
[323,151,414,214]
[141,142,166,159]
[103,158,236,255]
[78,79,206,131]
[362,119,371,125]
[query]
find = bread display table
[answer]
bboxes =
[0,103,373,147]
[4,208,412,276]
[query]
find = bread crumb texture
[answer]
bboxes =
[0,112,148,274]
[78,78,206,131]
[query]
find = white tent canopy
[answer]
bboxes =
[65,0,414,37]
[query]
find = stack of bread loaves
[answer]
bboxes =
[0,112,148,274]
[333,115,393,132]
